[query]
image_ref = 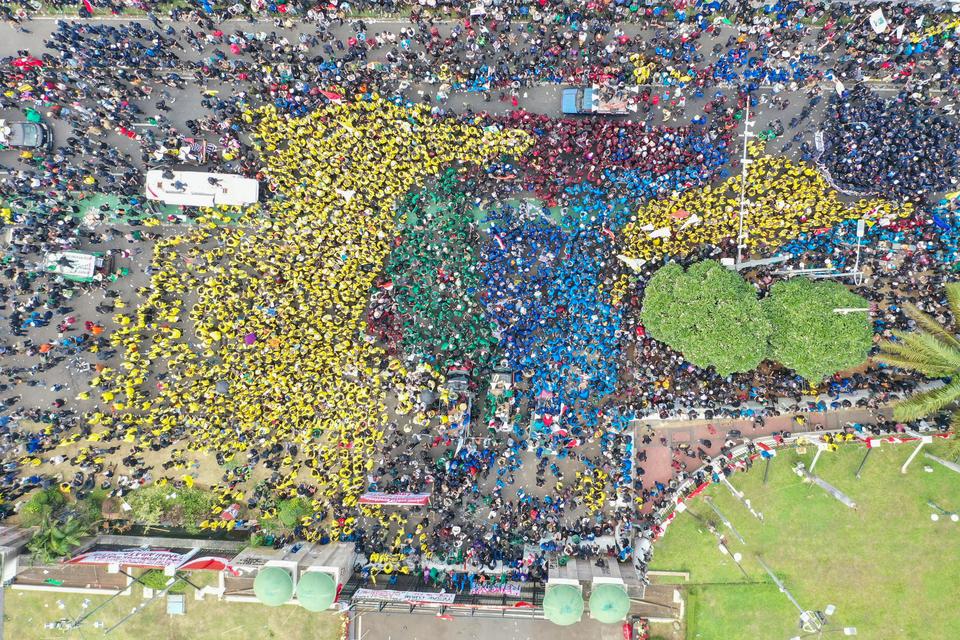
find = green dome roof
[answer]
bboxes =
[589,583,630,624]
[543,584,584,626]
[253,566,294,607]
[296,571,337,612]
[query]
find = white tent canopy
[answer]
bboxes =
[145,170,259,207]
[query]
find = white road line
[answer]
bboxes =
[28,15,413,23]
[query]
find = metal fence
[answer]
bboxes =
[341,572,547,612]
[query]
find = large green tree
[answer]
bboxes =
[877,283,960,451]
[27,515,89,564]
[762,278,873,381]
[640,260,772,375]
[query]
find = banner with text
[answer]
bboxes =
[358,492,431,506]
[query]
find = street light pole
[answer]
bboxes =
[755,556,809,621]
[757,557,857,638]
[927,500,960,522]
[736,101,753,268]
[852,219,865,285]
[703,496,746,544]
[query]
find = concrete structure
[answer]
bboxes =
[224,541,355,610]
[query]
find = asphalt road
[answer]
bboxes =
[0,17,825,166]
[354,609,632,640]
[0,16,810,417]
[0,14,945,540]
[0,14,915,460]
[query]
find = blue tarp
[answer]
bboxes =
[561,88,579,114]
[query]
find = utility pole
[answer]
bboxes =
[854,447,872,479]
[755,556,811,626]
[720,475,764,522]
[852,219,865,286]
[736,100,753,268]
[924,452,960,475]
[793,462,857,509]
[757,556,859,637]
[703,496,746,544]
[927,500,960,522]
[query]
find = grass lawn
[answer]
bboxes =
[4,581,342,640]
[650,440,960,640]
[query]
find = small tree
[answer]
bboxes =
[140,569,188,594]
[277,497,310,528]
[128,485,169,525]
[640,260,772,375]
[27,515,89,564]
[762,278,873,381]
[20,487,67,527]
[128,485,214,532]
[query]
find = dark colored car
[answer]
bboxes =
[0,121,53,151]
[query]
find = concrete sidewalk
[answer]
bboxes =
[636,405,891,508]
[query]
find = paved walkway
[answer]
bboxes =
[637,406,890,503]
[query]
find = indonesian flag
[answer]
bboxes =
[12,57,43,69]
[494,234,506,250]
[757,441,776,459]
[319,90,344,104]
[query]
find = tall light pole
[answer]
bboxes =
[755,556,810,625]
[736,101,753,268]
[852,219,865,286]
[928,500,960,522]
[793,461,857,509]
[924,451,960,475]
[703,496,746,544]
[756,557,857,638]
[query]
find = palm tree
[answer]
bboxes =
[27,515,89,564]
[876,283,960,459]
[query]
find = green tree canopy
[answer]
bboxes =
[27,515,89,564]
[128,485,214,532]
[640,260,772,375]
[762,278,873,381]
[277,497,311,528]
[20,487,67,527]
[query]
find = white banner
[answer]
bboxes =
[870,9,888,34]
[68,549,188,568]
[353,588,456,604]
[469,583,522,597]
[358,492,431,506]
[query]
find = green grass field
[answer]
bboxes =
[649,440,960,640]
[4,578,342,640]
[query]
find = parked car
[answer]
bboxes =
[0,119,53,151]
